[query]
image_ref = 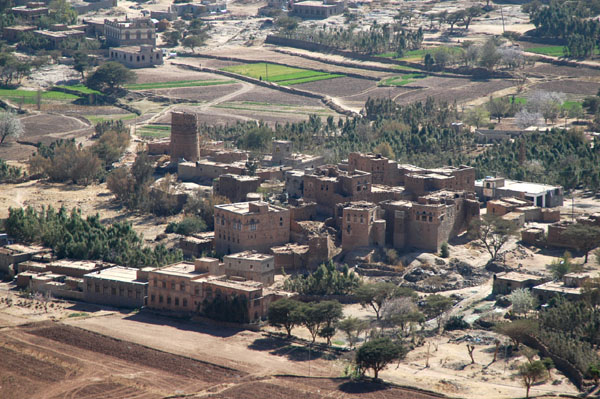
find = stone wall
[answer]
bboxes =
[170,111,199,162]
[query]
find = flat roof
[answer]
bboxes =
[534,281,582,295]
[207,278,263,291]
[496,271,541,282]
[50,259,106,271]
[0,244,48,255]
[153,262,204,277]
[215,201,287,215]
[225,251,273,261]
[476,179,561,195]
[344,201,377,210]
[84,266,145,283]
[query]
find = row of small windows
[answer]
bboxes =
[150,294,188,307]
[90,283,141,298]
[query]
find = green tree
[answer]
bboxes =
[48,0,77,25]
[519,360,546,398]
[493,319,538,349]
[182,33,208,52]
[73,51,90,80]
[297,300,342,344]
[355,282,416,321]
[479,38,502,70]
[440,242,449,258]
[463,106,489,129]
[486,96,510,122]
[338,316,369,347]
[355,337,406,380]
[469,214,518,262]
[560,223,600,263]
[508,288,537,316]
[546,251,581,280]
[268,298,301,338]
[85,62,136,93]
[423,294,453,330]
[163,30,182,47]
[462,6,483,30]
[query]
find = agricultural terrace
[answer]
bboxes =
[0,88,80,104]
[378,46,463,62]
[378,74,427,87]
[125,79,236,90]
[222,63,343,86]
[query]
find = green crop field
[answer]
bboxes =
[0,88,80,104]
[125,79,236,90]
[52,85,101,95]
[378,73,426,87]
[86,113,137,124]
[526,46,566,57]
[222,63,342,85]
[138,124,171,138]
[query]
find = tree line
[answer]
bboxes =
[3,206,182,267]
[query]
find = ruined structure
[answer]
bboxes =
[170,111,200,162]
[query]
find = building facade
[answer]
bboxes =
[109,45,163,68]
[83,266,148,308]
[214,201,291,255]
[223,251,275,285]
[104,18,156,47]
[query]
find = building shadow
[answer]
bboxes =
[123,310,242,338]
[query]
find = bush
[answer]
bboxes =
[283,260,359,296]
[444,315,469,331]
[0,159,25,183]
[440,242,449,258]
[166,216,207,235]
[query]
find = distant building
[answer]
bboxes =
[104,18,156,47]
[340,201,385,250]
[11,2,48,22]
[214,174,260,203]
[2,25,36,42]
[291,0,345,19]
[492,271,544,295]
[0,244,51,276]
[170,1,226,17]
[109,45,163,68]
[83,266,148,308]
[33,28,86,48]
[476,177,563,208]
[214,201,291,255]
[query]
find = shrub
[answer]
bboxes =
[444,315,469,331]
[440,242,449,258]
[165,216,207,235]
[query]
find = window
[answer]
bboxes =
[159,295,163,303]
[250,223,257,231]
[111,287,116,296]
[183,298,188,307]
[167,296,171,305]
[346,214,350,222]
[119,287,124,296]
[151,294,155,302]
[180,283,185,291]
[95,283,100,293]
[153,279,157,287]
[171,281,175,289]
[162,281,166,288]
[360,216,364,224]
[128,289,133,298]
[175,297,179,306]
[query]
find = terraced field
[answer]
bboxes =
[222,63,343,85]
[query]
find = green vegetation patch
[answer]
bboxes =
[378,74,426,87]
[0,88,79,104]
[125,79,236,90]
[222,63,342,85]
[378,46,463,62]
[138,124,171,138]
[53,84,101,95]
[526,46,566,57]
[86,114,137,124]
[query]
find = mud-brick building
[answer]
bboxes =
[11,2,48,22]
[340,202,386,250]
[104,18,156,47]
[214,174,260,203]
[0,244,51,275]
[147,261,206,313]
[83,266,148,308]
[303,166,373,216]
[492,271,544,295]
[223,251,275,286]
[109,45,163,68]
[214,201,291,255]
[380,190,480,252]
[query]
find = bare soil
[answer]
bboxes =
[529,79,600,96]
[294,76,376,97]
[142,82,244,102]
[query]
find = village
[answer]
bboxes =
[2,0,600,397]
